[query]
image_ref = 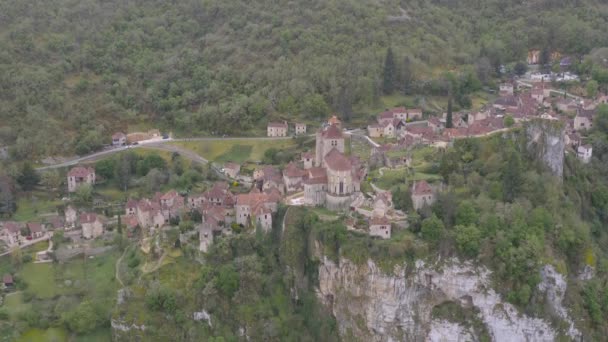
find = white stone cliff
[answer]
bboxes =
[317,257,576,342]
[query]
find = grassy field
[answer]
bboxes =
[170,138,297,163]
[12,193,63,222]
[18,251,119,300]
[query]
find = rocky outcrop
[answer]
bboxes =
[317,257,566,342]
[525,120,565,178]
[428,320,475,342]
[537,265,581,339]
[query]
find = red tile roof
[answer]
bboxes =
[268,122,288,128]
[80,213,98,224]
[324,148,352,171]
[321,124,343,139]
[283,162,306,178]
[112,132,126,140]
[3,222,20,233]
[68,166,95,178]
[27,222,42,233]
[412,180,433,196]
[3,274,13,285]
[370,216,390,226]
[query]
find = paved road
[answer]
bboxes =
[36,136,295,171]
[0,233,52,257]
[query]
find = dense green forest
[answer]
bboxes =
[1,0,608,157]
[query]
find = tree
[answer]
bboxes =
[74,184,93,205]
[40,170,62,191]
[455,201,478,226]
[514,62,528,76]
[95,159,116,180]
[117,214,123,235]
[502,149,523,202]
[62,301,103,334]
[17,162,40,191]
[216,264,240,298]
[382,47,396,95]
[51,230,65,250]
[115,153,133,191]
[455,225,482,257]
[587,80,599,99]
[421,214,445,243]
[504,115,515,127]
[446,96,454,128]
[0,175,16,216]
[401,56,414,94]
[145,168,166,193]
[10,247,22,267]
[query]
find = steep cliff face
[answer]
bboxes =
[317,258,576,342]
[525,120,565,178]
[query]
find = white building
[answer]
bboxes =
[577,145,592,164]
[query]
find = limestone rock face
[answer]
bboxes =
[525,120,565,178]
[317,257,569,342]
[428,320,475,342]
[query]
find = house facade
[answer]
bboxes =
[295,123,307,135]
[267,122,288,137]
[369,216,391,239]
[67,166,96,192]
[112,132,127,146]
[574,109,595,131]
[80,213,104,239]
[411,180,435,210]
[577,145,592,164]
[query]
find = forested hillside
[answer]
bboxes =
[1,0,608,157]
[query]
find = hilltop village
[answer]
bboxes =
[1,77,605,260]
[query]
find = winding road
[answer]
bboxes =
[36,136,294,171]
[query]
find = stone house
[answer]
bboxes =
[574,109,595,131]
[577,145,592,164]
[0,222,22,246]
[267,122,288,137]
[27,222,44,239]
[427,117,444,133]
[3,274,13,287]
[411,180,435,210]
[80,213,104,239]
[283,162,306,192]
[67,166,96,193]
[367,123,384,138]
[369,216,391,239]
[295,123,307,135]
[112,132,126,146]
[223,162,241,179]
[235,189,278,232]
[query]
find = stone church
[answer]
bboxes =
[304,122,364,211]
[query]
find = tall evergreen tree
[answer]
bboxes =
[401,56,413,94]
[382,47,396,95]
[117,214,123,235]
[17,162,40,191]
[446,96,454,128]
